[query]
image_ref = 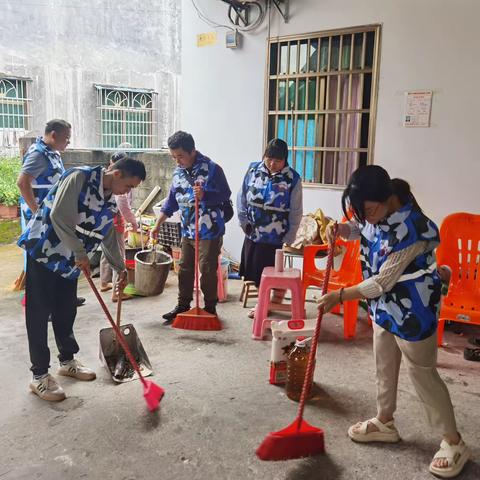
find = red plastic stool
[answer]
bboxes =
[252,267,305,340]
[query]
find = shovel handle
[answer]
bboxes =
[116,290,122,329]
[85,273,148,389]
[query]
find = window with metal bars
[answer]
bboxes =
[0,77,31,155]
[265,25,381,187]
[95,85,158,149]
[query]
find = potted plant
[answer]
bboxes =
[0,157,21,219]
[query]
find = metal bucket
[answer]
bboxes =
[134,249,172,296]
[99,323,153,383]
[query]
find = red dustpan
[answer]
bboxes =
[256,224,338,461]
[85,273,165,411]
[173,190,222,331]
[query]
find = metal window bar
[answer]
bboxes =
[96,87,158,149]
[0,77,32,156]
[265,25,380,187]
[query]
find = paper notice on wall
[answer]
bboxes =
[197,32,217,47]
[404,90,433,127]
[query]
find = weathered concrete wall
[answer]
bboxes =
[62,149,175,212]
[0,0,181,149]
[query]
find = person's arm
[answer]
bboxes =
[151,186,178,239]
[17,151,49,213]
[236,172,250,233]
[115,194,137,230]
[159,185,179,218]
[101,227,126,273]
[16,173,38,213]
[202,165,232,203]
[283,180,303,245]
[317,241,428,311]
[50,171,88,262]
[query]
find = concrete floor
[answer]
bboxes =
[0,245,479,480]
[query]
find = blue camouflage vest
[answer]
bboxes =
[20,137,65,225]
[172,153,225,240]
[18,166,116,280]
[244,161,300,245]
[360,203,442,341]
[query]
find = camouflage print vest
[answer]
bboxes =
[173,153,225,240]
[20,137,65,225]
[244,161,300,245]
[18,166,116,280]
[360,203,442,341]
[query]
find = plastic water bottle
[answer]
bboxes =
[286,336,314,401]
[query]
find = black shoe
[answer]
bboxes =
[204,305,217,316]
[76,297,86,307]
[468,336,480,347]
[162,305,190,325]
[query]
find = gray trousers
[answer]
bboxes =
[373,323,458,436]
[178,237,222,308]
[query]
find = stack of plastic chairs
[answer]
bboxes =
[436,212,480,346]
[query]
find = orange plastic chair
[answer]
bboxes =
[436,213,480,346]
[302,238,363,339]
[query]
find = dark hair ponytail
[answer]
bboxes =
[390,178,421,212]
[342,165,421,222]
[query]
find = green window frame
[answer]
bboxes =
[95,85,158,149]
[265,25,381,187]
[0,77,31,130]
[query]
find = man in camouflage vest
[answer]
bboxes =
[18,157,146,402]
[151,131,232,325]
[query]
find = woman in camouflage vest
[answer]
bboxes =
[317,165,469,478]
[237,139,303,318]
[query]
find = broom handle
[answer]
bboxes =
[296,222,338,429]
[194,184,200,309]
[85,273,148,389]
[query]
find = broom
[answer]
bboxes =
[256,223,338,461]
[85,272,165,411]
[172,187,222,331]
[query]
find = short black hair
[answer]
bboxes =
[111,157,146,181]
[167,131,195,153]
[263,138,289,162]
[45,119,71,135]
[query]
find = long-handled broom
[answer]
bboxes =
[85,273,165,411]
[172,188,222,331]
[256,223,338,461]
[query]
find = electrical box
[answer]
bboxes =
[226,30,239,49]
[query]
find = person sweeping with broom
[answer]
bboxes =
[18,157,146,402]
[317,165,469,478]
[151,131,232,325]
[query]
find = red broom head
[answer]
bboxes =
[143,380,165,412]
[256,419,325,461]
[172,307,222,331]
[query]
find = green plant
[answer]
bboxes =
[0,157,21,206]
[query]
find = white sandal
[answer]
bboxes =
[347,417,401,443]
[429,439,469,478]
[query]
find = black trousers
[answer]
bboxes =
[239,237,279,287]
[25,255,79,376]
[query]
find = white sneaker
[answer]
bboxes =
[30,374,66,402]
[58,359,96,381]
